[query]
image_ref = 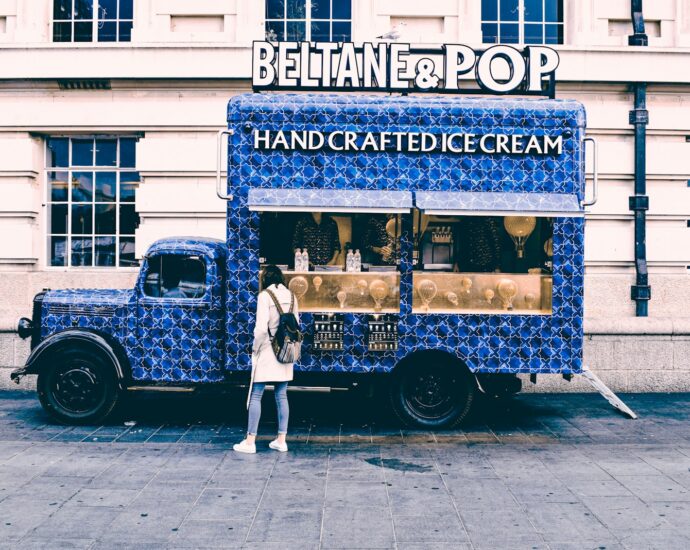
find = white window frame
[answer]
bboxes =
[481,0,564,45]
[44,135,141,270]
[51,0,134,43]
[265,0,352,42]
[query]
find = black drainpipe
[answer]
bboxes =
[628,0,650,316]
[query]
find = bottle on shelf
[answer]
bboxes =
[302,249,309,271]
[294,248,302,271]
[346,250,354,272]
[354,249,361,272]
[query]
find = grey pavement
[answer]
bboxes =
[0,389,690,549]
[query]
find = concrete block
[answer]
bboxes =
[672,338,690,370]
[614,338,674,371]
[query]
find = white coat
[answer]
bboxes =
[251,283,300,384]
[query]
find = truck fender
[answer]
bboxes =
[17,330,127,388]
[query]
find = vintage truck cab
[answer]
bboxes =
[13,237,228,424]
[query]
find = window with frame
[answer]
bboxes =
[143,255,207,299]
[53,0,133,42]
[46,136,141,268]
[265,0,351,42]
[481,0,563,45]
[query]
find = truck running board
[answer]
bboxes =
[127,386,196,393]
[580,366,638,419]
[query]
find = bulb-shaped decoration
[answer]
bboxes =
[357,279,368,296]
[484,288,495,305]
[313,276,323,293]
[336,290,347,309]
[524,292,537,310]
[416,278,438,312]
[385,217,400,238]
[445,291,459,307]
[288,276,309,302]
[369,279,389,312]
[504,216,537,258]
[496,278,518,310]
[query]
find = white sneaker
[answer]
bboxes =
[233,439,256,454]
[269,439,288,452]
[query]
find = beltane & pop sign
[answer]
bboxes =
[252,41,560,96]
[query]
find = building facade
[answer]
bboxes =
[1,0,689,391]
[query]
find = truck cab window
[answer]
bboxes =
[144,255,207,299]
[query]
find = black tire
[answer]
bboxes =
[37,347,120,425]
[389,354,474,429]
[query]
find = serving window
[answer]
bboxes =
[249,186,411,313]
[412,212,554,315]
[257,212,403,313]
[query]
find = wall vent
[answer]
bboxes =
[57,79,112,90]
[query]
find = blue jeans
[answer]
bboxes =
[247,382,289,436]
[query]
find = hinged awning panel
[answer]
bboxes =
[415,191,583,217]
[248,188,413,213]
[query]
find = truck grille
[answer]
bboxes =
[46,304,117,317]
[31,292,47,350]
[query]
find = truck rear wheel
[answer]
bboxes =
[37,347,120,425]
[390,354,474,429]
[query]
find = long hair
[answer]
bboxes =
[261,264,285,289]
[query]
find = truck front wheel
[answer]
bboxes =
[37,347,120,425]
[390,356,474,429]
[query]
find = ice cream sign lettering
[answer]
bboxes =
[252,41,559,95]
[253,130,563,156]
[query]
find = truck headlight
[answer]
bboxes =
[17,317,32,339]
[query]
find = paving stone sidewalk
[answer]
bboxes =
[1,390,690,549]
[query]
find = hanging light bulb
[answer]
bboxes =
[369,279,389,312]
[313,276,322,292]
[416,279,437,312]
[504,216,537,258]
[496,278,518,310]
[288,276,309,302]
[337,290,347,309]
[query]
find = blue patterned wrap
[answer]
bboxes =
[226,93,586,376]
[415,191,583,216]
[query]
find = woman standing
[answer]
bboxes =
[234,265,298,454]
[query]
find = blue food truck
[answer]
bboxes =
[12,44,635,427]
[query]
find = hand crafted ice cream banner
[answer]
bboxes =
[252,41,560,95]
[253,130,563,156]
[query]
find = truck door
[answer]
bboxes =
[134,252,225,382]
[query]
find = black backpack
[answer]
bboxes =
[265,289,303,363]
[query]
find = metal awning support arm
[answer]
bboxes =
[580,366,638,419]
[216,129,234,201]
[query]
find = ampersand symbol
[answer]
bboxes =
[414,58,440,90]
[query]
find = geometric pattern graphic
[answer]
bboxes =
[415,190,583,216]
[38,93,587,383]
[248,188,413,211]
[226,93,586,376]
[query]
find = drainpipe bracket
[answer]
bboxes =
[628,35,649,47]
[628,195,649,211]
[631,285,651,301]
[629,109,649,125]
